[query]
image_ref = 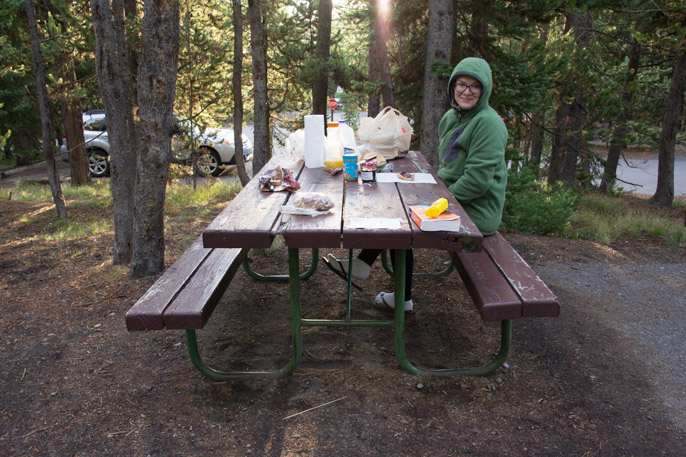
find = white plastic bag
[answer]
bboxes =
[358,107,413,160]
[280,192,335,217]
[285,129,306,158]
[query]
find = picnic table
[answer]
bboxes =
[126,150,559,381]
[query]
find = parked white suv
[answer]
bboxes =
[171,119,253,177]
[60,110,111,177]
[61,111,253,177]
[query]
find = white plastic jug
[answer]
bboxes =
[338,120,357,150]
[304,115,325,168]
[325,122,343,170]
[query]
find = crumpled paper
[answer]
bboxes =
[259,166,301,192]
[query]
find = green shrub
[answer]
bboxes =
[500,166,578,235]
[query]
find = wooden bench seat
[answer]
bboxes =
[450,232,559,322]
[125,237,248,331]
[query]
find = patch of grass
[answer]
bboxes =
[1,180,53,201]
[166,180,241,217]
[565,193,686,247]
[63,181,113,208]
[0,157,17,171]
[5,180,241,243]
[48,216,113,241]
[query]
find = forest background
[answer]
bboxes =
[1,0,685,278]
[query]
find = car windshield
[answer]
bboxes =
[176,118,202,136]
[84,117,106,131]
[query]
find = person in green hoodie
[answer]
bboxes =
[324,57,507,313]
[437,57,508,236]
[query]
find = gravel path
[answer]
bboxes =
[539,262,686,431]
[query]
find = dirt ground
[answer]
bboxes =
[1,183,686,456]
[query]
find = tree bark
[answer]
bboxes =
[548,12,591,187]
[90,0,138,264]
[529,120,544,171]
[419,0,454,169]
[131,0,180,278]
[559,12,592,187]
[46,0,90,186]
[548,96,569,183]
[233,0,250,185]
[368,0,393,117]
[600,45,639,193]
[248,0,270,175]
[25,0,68,219]
[312,0,332,117]
[59,98,90,186]
[650,40,686,207]
[54,55,90,186]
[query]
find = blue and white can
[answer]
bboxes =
[343,148,358,181]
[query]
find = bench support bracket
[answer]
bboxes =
[394,318,512,377]
[392,249,511,376]
[242,248,319,282]
[183,247,308,381]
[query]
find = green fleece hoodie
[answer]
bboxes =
[437,58,508,236]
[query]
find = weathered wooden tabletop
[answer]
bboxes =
[203,151,483,252]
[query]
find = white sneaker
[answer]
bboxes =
[374,291,414,313]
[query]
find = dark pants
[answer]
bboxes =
[357,249,414,301]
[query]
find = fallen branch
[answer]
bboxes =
[282,396,348,420]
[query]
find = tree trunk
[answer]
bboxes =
[377,11,393,109]
[248,0,270,175]
[124,0,139,103]
[46,1,90,186]
[130,0,179,278]
[54,52,90,187]
[600,45,639,193]
[90,0,138,265]
[25,0,68,219]
[559,12,592,187]
[548,12,591,187]
[548,98,569,183]
[650,40,686,207]
[419,0,454,169]
[312,0,332,117]
[233,0,250,185]
[530,120,544,171]
[59,99,90,186]
[368,0,393,117]
[367,40,380,118]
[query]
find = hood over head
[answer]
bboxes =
[447,57,493,112]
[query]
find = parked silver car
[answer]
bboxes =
[60,110,111,177]
[61,111,253,177]
[171,120,253,177]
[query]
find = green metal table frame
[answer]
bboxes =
[185,248,511,380]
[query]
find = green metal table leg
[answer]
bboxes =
[345,250,354,319]
[242,248,319,282]
[183,248,305,381]
[392,249,510,376]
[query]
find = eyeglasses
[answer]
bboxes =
[455,81,482,95]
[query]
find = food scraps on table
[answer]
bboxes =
[259,166,301,191]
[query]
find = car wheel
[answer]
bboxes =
[195,147,223,177]
[88,148,110,177]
